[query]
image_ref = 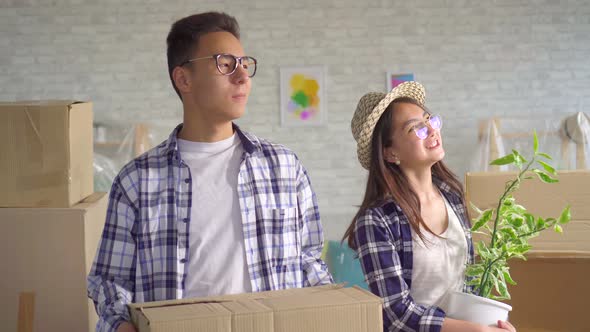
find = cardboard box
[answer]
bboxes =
[507,252,589,332]
[0,192,107,332]
[465,170,590,252]
[129,285,383,332]
[0,100,94,207]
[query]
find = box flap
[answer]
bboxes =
[140,302,232,322]
[129,284,344,311]
[525,250,590,259]
[0,100,85,107]
[260,286,379,311]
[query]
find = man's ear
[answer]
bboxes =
[172,66,191,95]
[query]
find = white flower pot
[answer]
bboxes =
[440,291,512,326]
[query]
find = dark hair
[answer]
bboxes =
[166,12,240,99]
[343,97,464,250]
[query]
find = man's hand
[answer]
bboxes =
[116,322,137,332]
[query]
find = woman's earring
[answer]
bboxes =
[395,159,401,165]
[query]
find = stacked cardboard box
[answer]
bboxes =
[0,101,103,331]
[0,193,107,331]
[465,170,590,332]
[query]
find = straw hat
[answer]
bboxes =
[351,81,426,170]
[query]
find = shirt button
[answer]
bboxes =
[184,178,190,183]
[180,258,187,263]
[182,218,189,223]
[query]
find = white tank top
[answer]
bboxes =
[409,194,468,307]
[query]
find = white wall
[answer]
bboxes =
[2,0,589,240]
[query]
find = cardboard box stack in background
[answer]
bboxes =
[465,170,590,332]
[0,101,103,331]
[0,193,107,331]
[129,284,383,332]
[0,100,94,207]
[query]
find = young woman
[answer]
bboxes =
[345,81,516,332]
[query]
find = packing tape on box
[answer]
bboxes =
[22,107,43,165]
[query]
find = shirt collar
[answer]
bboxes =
[164,123,261,160]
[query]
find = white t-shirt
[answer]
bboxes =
[410,194,468,307]
[178,133,252,298]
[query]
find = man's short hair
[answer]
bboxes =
[166,12,240,99]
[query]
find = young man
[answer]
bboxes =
[87,12,333,332]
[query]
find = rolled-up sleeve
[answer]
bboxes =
[87,175,138,332]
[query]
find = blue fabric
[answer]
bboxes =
[325,240,368,290]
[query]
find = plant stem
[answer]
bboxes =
[517,224,552,239]
[478,158,535,296]
[489,161,530,248]
[477,253,506,297]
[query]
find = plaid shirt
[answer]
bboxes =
[87,124,333,332]
[354,178,474,332]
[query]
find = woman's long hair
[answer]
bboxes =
[344,98,464,250]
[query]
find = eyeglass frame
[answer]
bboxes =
[180,53,258,77]
[406,113,443,140]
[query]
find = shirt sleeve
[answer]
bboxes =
[87,175,138,332]
[354,208,446,332]
[295,159,334,286]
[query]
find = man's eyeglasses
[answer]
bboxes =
[180,53,257,77]
[408,114,442,140]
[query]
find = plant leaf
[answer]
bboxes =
[512,149,528,164]
[559,205,571,225]
[490,154,515,166]
[465,265,485,277]
[500,227,518,240]
[508,214,524,228]
[537,152,553,160]
[533,169,558,183]
[533,131,539,154]
[503,269,517,286]
[525,213,535,229]
[491,294,511,301]
[537,160,557,175]
[469,202,483,216]
[554,224,563,233]
[476,241,491,259]
[472,209,493,232]
[536,217,546,230]
[466,278,481,286]
[497,270,511,299]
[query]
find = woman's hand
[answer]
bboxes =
[496,320,516,332]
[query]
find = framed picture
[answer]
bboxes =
[386,72,414,91]
[280,66,327,127]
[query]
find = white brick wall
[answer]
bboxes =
[2,0,589,240]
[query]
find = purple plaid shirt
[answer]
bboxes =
[87,124,333,332]
[354,178,474,332]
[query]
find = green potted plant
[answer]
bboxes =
[442,132,572,326]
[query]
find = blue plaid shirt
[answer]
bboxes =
[354,178,474,332]
[87,124,333,332]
